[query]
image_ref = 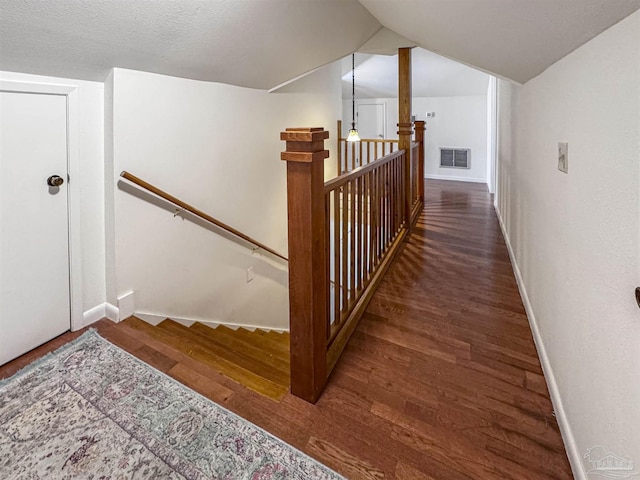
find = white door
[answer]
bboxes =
[0,91,71,365]
[357,103,386,139]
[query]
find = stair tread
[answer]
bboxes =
[189,323,290,375]
[255,328,290,340]
[124,317,287,400]
[192,323,290,364]
[157,320,290,387]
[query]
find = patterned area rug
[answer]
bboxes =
[0,330,343,479]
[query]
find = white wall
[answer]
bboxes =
[496,10,640,478]
[343,95,489,183]
[0,71,106,318]
[107,63,342,329]
[416,96,488,183]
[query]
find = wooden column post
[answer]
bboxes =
[414,120,426,205]
[397,47,413,231]
[281,127,329,403]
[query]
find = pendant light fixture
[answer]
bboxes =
[346,52,361,142]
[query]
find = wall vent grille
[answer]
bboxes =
[440,148,470,169]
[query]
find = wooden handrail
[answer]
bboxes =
[324,149,405,193]
[120,171,288,262]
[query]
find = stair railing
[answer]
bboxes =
[281,124,425,403]
[119,171,288,262]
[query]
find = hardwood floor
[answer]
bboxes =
[0,180,573,479]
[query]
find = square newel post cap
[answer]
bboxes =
[281,127,330,163]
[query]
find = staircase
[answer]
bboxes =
[122,317,290,401]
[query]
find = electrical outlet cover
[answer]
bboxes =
[558,142,568,173]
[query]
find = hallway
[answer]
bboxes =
[0,180,573,479]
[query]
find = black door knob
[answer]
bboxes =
[47,175,64,187]
[635,288,640,309]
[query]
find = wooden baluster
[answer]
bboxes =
[359,176,365,292]
[381,163,385,256]
[379,164,383,253]
[341,182,348,322]
[349,177,356,307]
[281,127,329,403]
[333,189,340,330]
[387,161,392,245]
[373,167,378,264]
[365,173,370,276]
[351,142,356,171]
[355,176,360,294]
[410,147,415,209]
[377,165,382,258]
[395,159,403,232]
[414,120,426,206]
[384,163,392,247]
[383,162,388,250]
[343,140,348,174]
[395,160,402,234]
[325,192,332,338]
[337,120,342,176]
[394,157,398,234]
[359,141,364,169]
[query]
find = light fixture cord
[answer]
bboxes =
[351,52,356,130]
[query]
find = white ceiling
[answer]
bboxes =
[0,0,638,88]
[359,0,640,84]
[342,49,490,99]
[0,0,380,88]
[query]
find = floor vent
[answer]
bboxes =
[440,148,470,169]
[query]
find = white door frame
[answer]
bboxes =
[0,80,84,332]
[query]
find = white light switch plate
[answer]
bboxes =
[558,142,568,173]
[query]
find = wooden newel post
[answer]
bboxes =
[414,120,426,204]
[281,127,329,403]
[397,47,413,231]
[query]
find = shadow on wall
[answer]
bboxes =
[117,180,288,288]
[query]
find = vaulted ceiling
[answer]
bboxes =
[0,0,380,88]
[359,0,640,83]
[0,0,638,88]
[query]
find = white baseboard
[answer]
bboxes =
[83,304,105,326]
[425,174,487,183]
[83,302,120,326]
[494,206,585,480]
[117,291,135,320]
[105,303,119,323]
[134,311,289,333]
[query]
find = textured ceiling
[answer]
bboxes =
[0,0,638,88]
[358,0,640,83]
[0,0,380,88]
[342,49,489,99]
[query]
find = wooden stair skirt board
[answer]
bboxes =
[123,316,290,401]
